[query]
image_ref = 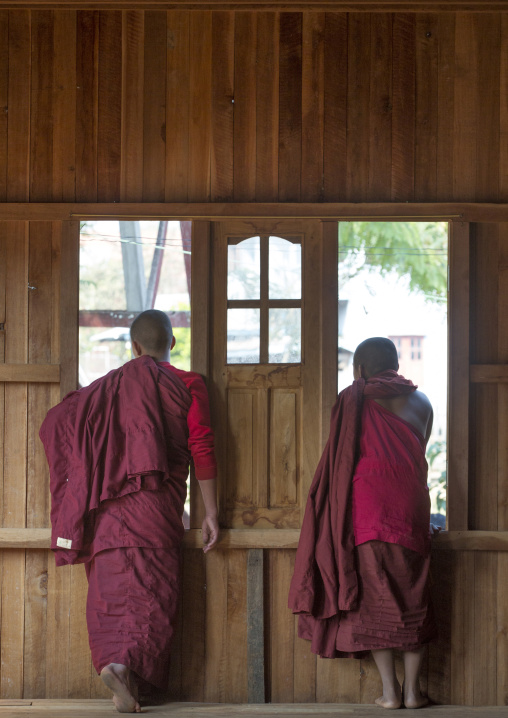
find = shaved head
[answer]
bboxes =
[130,310,173,360]
[353,337,399,379]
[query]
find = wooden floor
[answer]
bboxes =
[0,702,506,717]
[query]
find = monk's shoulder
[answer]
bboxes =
[411,389,433,415]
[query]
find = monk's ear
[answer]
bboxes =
[170,335,176,350]
[132,339,143,358]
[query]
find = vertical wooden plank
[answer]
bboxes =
[165,11,189,203]
[233,13,257,202]
[24,222,53,696]
[143,11,167,203]
[292,605,316,703]
[496,224,508,707]
[270,391,297,507]
[30,11,53,202]
[301,12,325,203]
[500,15,508,202]
[475,14,500,203]
[227,391,254,507]
[45,562,71,698]
[453,13,477,201]
[497,224,508,531]
[75,11,98,203]
[346,13,370,202]
[427,550,452,704]
[225,551,248,702]
[180,551,206,701]
[68,564,92,699]
[1,223,29,698]
[247,549,265,704]
[189,12,212,202]
[323,13,347,202]
[450,551,475,705]
[256,12,279,203]
[204,550,228,702]
[190,221,210,529]
[211,12,234,203]
[269,550,294,702]
[473,552,497,705]
[470,223,498,530]
[447,221,469,531]
[368,13,392,201]
[415,14,438,201]
[278,13,302,202]
[321,221,338,447]
[436,14,456,201]
[120,10,144,202]
[52,10,76,201]
[301,223,323,516]
[59,221,79,397]
[97,11,122,203]
[316,654,361,703]
[7,10,31,201]
[391,14,415,202]
[0,12,9,201]
[497,552,508,705]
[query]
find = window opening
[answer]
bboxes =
[79,220,192,522]
[338,221,448,524]
[227,235,302,364]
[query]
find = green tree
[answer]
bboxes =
[339,222,448,301]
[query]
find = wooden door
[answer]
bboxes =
[209,220,337,530]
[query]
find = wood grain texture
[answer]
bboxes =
[30,11,54,202]
[323,13,347,201]
[120,10,144,202]
[301,12,325,202]
[52,10,76,201]
[75,11,98,202]
[278,13,302,202]
[391,14,415,201]
[7,10,31,201]
[233,12,257,202]
[415,13,438,200]
[97,11,122,202]
[142,11,167,202]
[255,12,279,202]
[211,12,234,202]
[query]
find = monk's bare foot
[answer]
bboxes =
[100,663,141,713]
[375,688,402,709]
[404,688,429,709]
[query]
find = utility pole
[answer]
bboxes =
[119,221,146,311]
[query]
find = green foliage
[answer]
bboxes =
[427,439,447,515]
[339,221,448,301]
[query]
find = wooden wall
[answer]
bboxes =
[0,6,508,706]
[0,10,506,204]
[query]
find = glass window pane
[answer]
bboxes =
[228,237,261,300]
[227,308,260,363]
[269,308,301,363]
[269,236,301,299]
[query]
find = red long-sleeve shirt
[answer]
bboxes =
[159,362,217,481]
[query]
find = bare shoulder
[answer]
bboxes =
[412,389,433,415]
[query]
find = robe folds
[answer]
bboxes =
[288,370,430,659]
[40,355,193,565]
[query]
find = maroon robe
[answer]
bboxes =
[288,371,426,659]
[39,356,215,689]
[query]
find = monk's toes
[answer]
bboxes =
[375,695,402,710]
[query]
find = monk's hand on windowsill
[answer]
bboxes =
[202,514,219,553]
[430,523,442,537]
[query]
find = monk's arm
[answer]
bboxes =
[198,478,219,553]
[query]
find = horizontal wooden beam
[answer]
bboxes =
[0,364,60,383]
[3,528,508,551]
[0,202,506,223]
[470,364,508,383]
[0,1,506,11]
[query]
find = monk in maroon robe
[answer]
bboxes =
[40,310,219,713]
[289,337,438,710]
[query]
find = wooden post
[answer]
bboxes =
[246,548,265,704]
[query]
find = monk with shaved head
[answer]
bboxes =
[41,309,219,712]
[290,337,437,710]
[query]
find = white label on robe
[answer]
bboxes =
[57,537,73,549]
